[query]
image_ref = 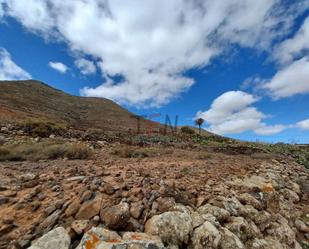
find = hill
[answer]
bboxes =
[0,80,156,132]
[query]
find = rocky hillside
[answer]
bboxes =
[0,80,156,132]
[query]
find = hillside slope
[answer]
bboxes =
[0,80,155,132]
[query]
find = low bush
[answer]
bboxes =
[18,119,66,137]
[181,126,195,135]
[111,145,172,158]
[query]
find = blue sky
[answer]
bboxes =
[0,1,309,143]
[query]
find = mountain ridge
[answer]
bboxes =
[0,80,155,132]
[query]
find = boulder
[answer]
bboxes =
[77,227,165,249]
[225,216,261,242]
[145,211,192,247]
[190,221,221,249]
[28,227,70,249]
[238,193,263,210]
[75,193,102,220]
[197,204,230,222]
[101,202,130,230]
[219,228,244,249]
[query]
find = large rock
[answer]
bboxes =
[190,221,221,249]
[75,193,102,220]
[197,204,230,222]
[225,216,261,242]
[101,202,130,230]
[77,227,165,249]
[219,228,244,249]
[38,210,62,234]
[28,227,70,249]
[145,211,192,247]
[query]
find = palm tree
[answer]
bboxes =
[195,118,204,135]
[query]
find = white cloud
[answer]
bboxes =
[274,17,309,64]
[48,61,68,74]
[254,124,286,135]
[74,58,96,75]
[2,0,307,106]
[196,91,285,135]
[262,57,309,99]
[296,119,309,130]
[0,47,31,80]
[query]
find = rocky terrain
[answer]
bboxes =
[0,123,309,249]
[0,81,308,249]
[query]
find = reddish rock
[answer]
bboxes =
[75,193,102,220]
[65,199,81,217]
[101,202,130,230]
[130,201,144,219]
[103,183,115,195]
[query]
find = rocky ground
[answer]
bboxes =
[0,130,309,249]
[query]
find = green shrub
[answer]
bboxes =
[181,126,195,135]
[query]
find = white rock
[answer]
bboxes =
[190,221,221,249]
[28,227,70,249]
[145,211,192,247]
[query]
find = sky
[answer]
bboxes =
[0,0,309,143]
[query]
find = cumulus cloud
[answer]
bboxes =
[296,119,309,130]
[262,57,309,99]
[0,47,31,80]
[2,0,307,106]
[196,91,286,135]
[48,61,68,74]
[74,58,96,75]
[274,17,309,64]
[254,124,286,135]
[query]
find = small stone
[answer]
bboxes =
[20,173,37,181]
[65,199,81,217]
[130,201,144,219]
[38,209,62,234]
[103,183,115,195]
[0,196,9,205]
[31,201,41,212]
[196,195,209,207]
[66,176,86,182]
[3,216,14,224]
[295,219,309,233]
[81,190,93,202]
[0,224,15,235]
[93,215,100,222]
[71,220,90,235]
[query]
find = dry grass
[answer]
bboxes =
[0,140,93,161]
[110,144,172,158]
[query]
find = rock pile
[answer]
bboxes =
[0,143,308,249]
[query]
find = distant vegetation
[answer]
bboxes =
[181,126,195,135]
[0,140,92,161]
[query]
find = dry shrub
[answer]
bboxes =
[111,145,172,158]
[0,141,92,161]
[65,144,93,160]
[18,119,66,137]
